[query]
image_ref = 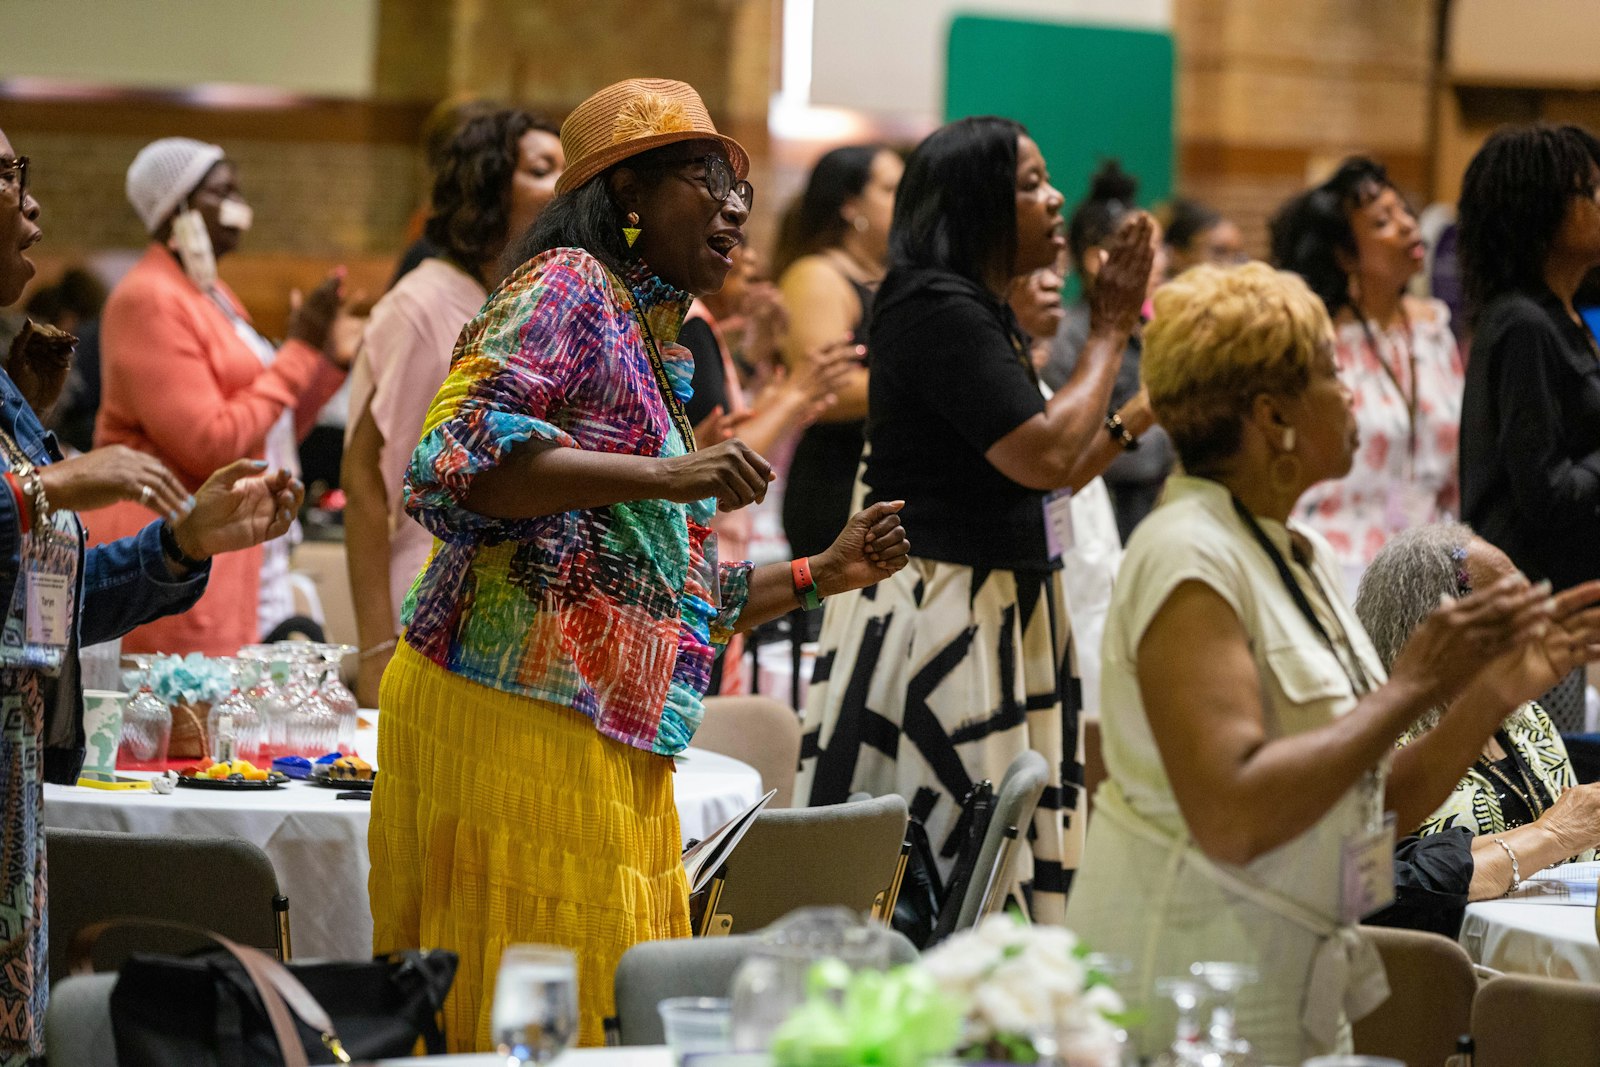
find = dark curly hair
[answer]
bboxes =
[1268,156,1392,319]
[1459,123,1600,323]
[1068,160,1138,274]
[888,116,1023,292]
[424,108,557,276]
[502,142,687,279]
[772,144,887,277]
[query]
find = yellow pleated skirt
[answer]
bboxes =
[369,643,691,1052]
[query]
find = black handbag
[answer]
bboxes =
[928,779,996,945]
[891,815,942,948]
[76,920,457,1067]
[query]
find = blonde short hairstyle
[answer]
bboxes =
[1143,262,1332,472]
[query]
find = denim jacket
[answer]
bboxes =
[0,369,209,783]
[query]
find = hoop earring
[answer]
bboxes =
[623,211,641,249]
[1270,451,1302,493]
[1271,427,1299,492]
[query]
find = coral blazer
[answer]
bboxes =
[90,243,344,656]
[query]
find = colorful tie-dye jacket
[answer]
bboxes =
[402,249,751,756]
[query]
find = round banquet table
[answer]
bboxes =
[1458,899,1600,982]
[377,1048,675,1066]
[41,745,763,960]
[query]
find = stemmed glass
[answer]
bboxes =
[313,643,359,754]
[280,648,339,755]
[491,944,578,1065]
[117,653,172,771]
[239,645,293,761]
[1189,962,1262,1067]
[1085,952,1138,1067]
[206,658,263,763]
[1151,977,1211,1067]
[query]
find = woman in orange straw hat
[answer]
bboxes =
[369,77,911,1051]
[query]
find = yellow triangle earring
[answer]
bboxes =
[624,211,641,249]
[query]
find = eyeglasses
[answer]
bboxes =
[0,156,28,208]
[642,153,754,211]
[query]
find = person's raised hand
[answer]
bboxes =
[692,406,738,450]
[286,267,348,355]
[6,320,76,416]
[171,459,304,560]
[811,500,910,596]
[743,280,789,357]
[1537,781,1600,857]
[788,337,858,411]
[659,438,773,512]
[326,287,370,371]
[1389,572,1558,713]
[1010,267,1065,341]
[36,445,192,520]
[1087,212,1156,338]
[1476,578,1600,712]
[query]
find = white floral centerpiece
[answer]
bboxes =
[920,914,1128,1066]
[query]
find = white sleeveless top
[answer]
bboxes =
[1065,475,1391,1064]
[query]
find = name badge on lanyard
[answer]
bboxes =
[1340,809,1397,924]
[1043,489,1075,560]
[1,515,80,675]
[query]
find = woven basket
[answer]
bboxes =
[168,700,211,760]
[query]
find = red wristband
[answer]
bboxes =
[791,556,822,610]
[3,472,29,534]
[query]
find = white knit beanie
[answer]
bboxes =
[125,137,226,234]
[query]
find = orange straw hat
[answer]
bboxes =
[554,77,749,197]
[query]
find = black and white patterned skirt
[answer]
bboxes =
[795,557,1084,923]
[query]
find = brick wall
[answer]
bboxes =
[13,128,420,259]
[1172,0,1439,258]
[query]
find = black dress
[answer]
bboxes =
[1460,285,1600,593]
[781,276,875,558]
[1460,285,1600,730]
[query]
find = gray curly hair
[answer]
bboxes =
[1353,521,1476,673]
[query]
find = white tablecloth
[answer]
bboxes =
[377,1047,673,1066]
[1459,899,1600,981]
[41,747,761,960]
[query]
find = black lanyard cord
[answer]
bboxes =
[611,273,697,454]
[1230,494,1377,697]
[1356,311,1418,460]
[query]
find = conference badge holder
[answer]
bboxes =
[1043,488,1075,561]
[0,514,79,676]
[1338,810,1396,924]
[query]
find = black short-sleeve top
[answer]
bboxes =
[861,268,1052,570]
[1460,285,1600,590]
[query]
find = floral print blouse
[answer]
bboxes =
[402,249,751,757]
[1299,298,1464,585]
[1405,701,1597,864]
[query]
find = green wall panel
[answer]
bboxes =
[946,15,1175,218]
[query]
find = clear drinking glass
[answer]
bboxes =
[1150,977,1212,1067]
[313,643,359,753]
[239,646,293,761]
[206,659,262,763]
[1190,961,1263,1067]
[658,997,732,1065]
[117,654,172,771]
[1085,952,1138,1067]
[728,907,891,1053]
[491,944,578,1065]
